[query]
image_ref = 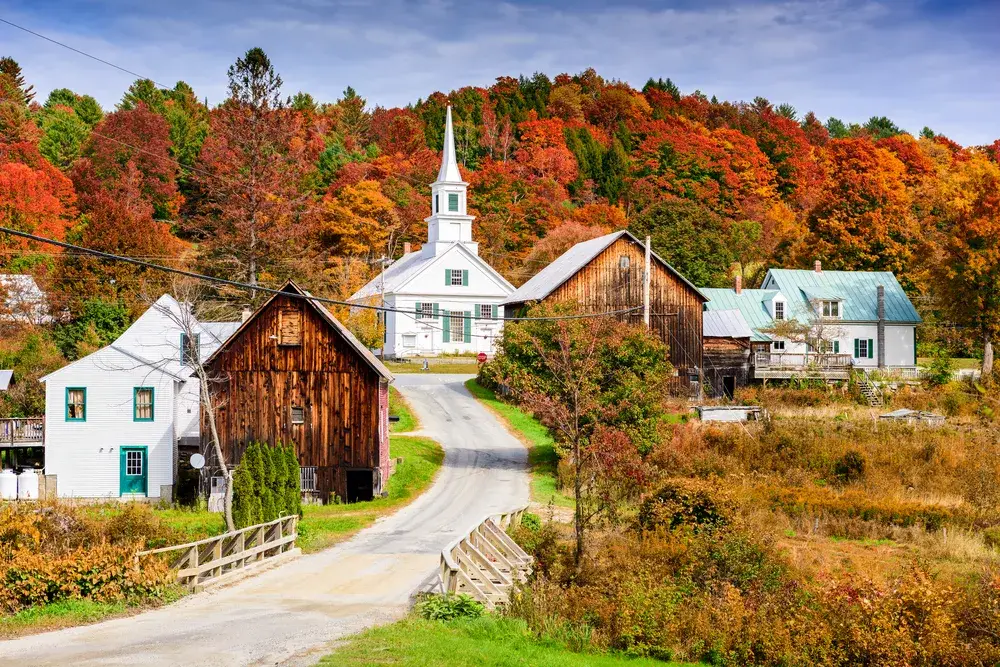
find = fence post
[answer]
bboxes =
[187,544,199,587]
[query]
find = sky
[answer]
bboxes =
[1,0,998,145]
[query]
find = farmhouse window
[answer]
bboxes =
[772,340,785,351]
[66,387,86,421]
[818,340,840,354]
[821,300,840,317]
[854,338,874,359]
[278,307,303,346]
[448,193,459,212]
[180,333,200,365]
[774,302,785,320]
[134,387,154,422]
[291,406,305,424]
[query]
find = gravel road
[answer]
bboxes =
[0,374,529,667]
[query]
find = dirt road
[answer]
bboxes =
[0,374,529,666]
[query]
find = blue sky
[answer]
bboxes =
[2,0,997,145]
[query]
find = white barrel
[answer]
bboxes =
[17,470,39,500]
[0,470,16,500]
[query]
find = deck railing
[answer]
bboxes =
[754,352,853,369]
[440,505,532,609]
[137,515,299,590]
[1,418,43,446]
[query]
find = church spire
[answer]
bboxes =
[436,106,463,183]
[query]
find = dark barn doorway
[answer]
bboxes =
[346,469,374,503]
[723,376,736,399]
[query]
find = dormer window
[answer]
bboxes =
[821,300,840,318]
[448,193,459,212]
[774,301,785,321]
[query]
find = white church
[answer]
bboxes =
[350,107,514,358]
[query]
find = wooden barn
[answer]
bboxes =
[201,281,393,504]
[501,230,706,394]
[702,309,754,398]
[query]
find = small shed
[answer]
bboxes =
[695,405,766,423]
[703,309,753,398]
[879,409,945,426]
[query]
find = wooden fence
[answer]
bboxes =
[439,505,532,609]
[137,515,299,591]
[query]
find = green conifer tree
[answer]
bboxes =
[285,445,302,517]
[271,443,288,517]
[258,442,277,522]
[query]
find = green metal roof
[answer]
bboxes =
[762,269,921,323]
[700,288,776,342]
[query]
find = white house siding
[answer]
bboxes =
[43,348,176,499]
[885,325,916,367]
[767,322,916,370]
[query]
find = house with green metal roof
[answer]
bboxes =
[702,262,920,383]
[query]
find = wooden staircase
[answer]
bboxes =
[858,378,883,407]
[439,506,532,609]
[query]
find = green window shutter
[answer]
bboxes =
[433,303,439,319]
[462,269,469,286]
[868,339,874,359]
[833,340,840,354]
[415,302,422,318]
[442,310,450,342]
[445,268,451,285]
[464,311,471,343]
[474,304,481,319]
[854,339,860,358]
[448,193,459,211]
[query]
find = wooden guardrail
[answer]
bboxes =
[439,505,532,609]
[138,515,299,591]
[1,417,43,446]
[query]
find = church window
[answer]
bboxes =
[450,312,464,340]
[450,269,464,286]
[448,193,459,212]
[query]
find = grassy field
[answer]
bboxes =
[157,436,444,553]
[318,616,693,666]
[389,386,419,433]
[0,592,183,640]
[917,356,981,370]
[464,379,573,508]
[386,359,482,375]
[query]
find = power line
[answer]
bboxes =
[0,226,640,323]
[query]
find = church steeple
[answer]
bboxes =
[425,105,476,256]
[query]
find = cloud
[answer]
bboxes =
[2,0,998,144]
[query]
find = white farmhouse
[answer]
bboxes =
[350,107,514,358]
[40,296,239,499]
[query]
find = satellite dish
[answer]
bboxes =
[189,453,206,470]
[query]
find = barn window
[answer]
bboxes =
[300,466,317,492]
[291,406,305,424]
[278,307,303,346]
[619,255,630,270]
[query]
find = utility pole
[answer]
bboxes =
[643,235,651,329]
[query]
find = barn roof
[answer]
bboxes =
[703,309,753,339]
[501,230,705,306]
[203,281,393,382]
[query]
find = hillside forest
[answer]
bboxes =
[1,48,999,402]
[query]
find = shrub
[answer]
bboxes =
[415,593,485,621]
[231,459,260,529]
[638,479,732,532]
[984,527,1000,549]
[520,512,541,532]
[284,444,302,518]
[833,450,867,484]
[271,444,288,517]
[257,444,277,522]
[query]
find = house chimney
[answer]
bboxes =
[241,308,252,323]
[814,260,822,273]
[734,274,742,294]
[877,285,886,369]
[403,242,411,255]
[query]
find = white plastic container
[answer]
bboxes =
[16,470,39,500]
[0,470,16,500]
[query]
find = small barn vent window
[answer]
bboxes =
[291,406,305,424]
[619,255,631,270]
[278,307,303,346]
[134,387,154,422]
[774,302,785,320]
[66,387,86,421]
[300,466,317,492]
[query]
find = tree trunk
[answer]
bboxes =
[573,436,584,573]
[201,374,235,532]
[984,332,994,379]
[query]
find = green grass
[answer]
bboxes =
[465,379,574,509]
[156,436,445,552]
[386,360,482,374]
[318,616,693,666]
[917,357,980,370]
[390,386,420,433]
[0,590,183,639]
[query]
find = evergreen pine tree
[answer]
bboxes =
[232,448,262,529]
[598,137,628,203]
[285,445,302,517]
[271,443,288,517]
[259,442,277,522]
[245,443,266,524]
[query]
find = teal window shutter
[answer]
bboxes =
[464,311,471,342]
[462,269,469,286]
[474,304,481,319]
[448,193,459,211]
[833,340,840,354]
[415,302,422,318]
[433,303,439,319]
[868,339,874,359]
[854,339,860,358]
[442,310,450,342]
[445,268,451,285]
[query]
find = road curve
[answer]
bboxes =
[0,374,529,667]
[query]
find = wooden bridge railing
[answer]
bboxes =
[1,417,43,446]
[137,515,299,590]
[439,505,532,610]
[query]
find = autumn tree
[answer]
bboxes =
[190,48,321,289]
[0,57,34,104]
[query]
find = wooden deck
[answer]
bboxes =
[1,418,43,447]
[753,352,853,380]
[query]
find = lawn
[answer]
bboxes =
[386,359,482,375]
[318,616,693,666]
[389,386,419,433]
[465,379,573,509]
[0,592,183,640]
[917,356,981,370]
[156,436,444,553]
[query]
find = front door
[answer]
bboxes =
[120,446,148,496]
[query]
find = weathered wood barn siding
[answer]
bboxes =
[510,237,705,393]
[203,288,390,502]
[703,337,751,398]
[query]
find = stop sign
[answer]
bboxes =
[477,352,488,364]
